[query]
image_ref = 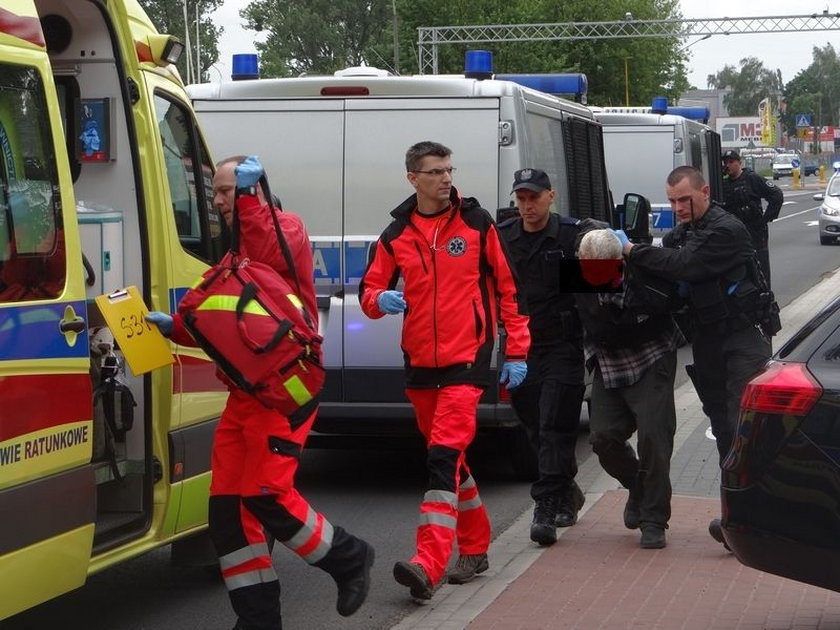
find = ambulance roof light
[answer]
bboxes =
[148,34,183,67]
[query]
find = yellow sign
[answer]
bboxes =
[94,286,174,375]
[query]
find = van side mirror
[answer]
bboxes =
[612,193,652,244]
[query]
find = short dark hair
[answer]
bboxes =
[667,165,706,190]
[405,141,452,172]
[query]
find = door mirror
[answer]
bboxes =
[613,193,652,244]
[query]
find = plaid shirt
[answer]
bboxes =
[584,290,685,389]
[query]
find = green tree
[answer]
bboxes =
[705,57,783,117]
[138,0,223,83]
[381,0,688,105]
[237,0,687,104]
[781,43,840,144]
[241,0,392,77]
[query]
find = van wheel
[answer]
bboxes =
[820,235,833,245]
[507,425,538,482]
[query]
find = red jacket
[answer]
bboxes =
[171,195,316,348]
[360,188,529,388]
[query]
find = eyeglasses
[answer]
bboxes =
[412,167,456,176]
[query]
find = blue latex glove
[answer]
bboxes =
[609,228,630,248]
[500,360,527,390]
[145,311,173,337]
[235,155,264,189]
[377,290,406,314]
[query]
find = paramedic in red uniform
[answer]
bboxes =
[359,141,530,599]
[146,156,373,630]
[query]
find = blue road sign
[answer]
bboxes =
[795,113,813,128]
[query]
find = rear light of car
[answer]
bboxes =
[740,361,822,416]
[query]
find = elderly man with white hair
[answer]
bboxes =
[575,229,683,549]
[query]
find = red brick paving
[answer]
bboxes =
[469,491,840,629]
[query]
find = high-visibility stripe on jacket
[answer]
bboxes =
[359,188,529,388]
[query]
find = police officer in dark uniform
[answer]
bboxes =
[618,166,777,549]
[722,149,783,288]
[498,168,586,546]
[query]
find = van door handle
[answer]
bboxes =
[60,318,86,334]
[59,304,86,347]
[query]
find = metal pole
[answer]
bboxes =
[624,57,629,106]
[195,1,201,82]
[182,0,192,83]
[392,0,399,74]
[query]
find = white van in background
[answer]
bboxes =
[592,101,724,237]
[187,63,612,477]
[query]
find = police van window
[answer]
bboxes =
[688,130,703,169]
[153,93,225,264]
[0,64,65,303]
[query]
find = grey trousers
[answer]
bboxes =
[588,351,678,528]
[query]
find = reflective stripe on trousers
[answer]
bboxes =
[406,385,491,584]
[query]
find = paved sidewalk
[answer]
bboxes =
[392,267,840,630]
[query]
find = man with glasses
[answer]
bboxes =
[360,141,530,600]
[721,149,783,287]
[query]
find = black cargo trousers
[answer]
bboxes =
[689,323,771,466]
[510,340,584,502]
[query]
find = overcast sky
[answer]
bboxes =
[206,0,839,90]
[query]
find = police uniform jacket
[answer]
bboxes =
[359,187,530,389]
[497,213,582,347]
[722,168,783,233]
[626,203,760,331]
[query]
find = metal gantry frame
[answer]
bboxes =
[417,13,840,74]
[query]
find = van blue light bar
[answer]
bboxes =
[665,106,710,124]
[650,96,709,123]
[495,73,588,100]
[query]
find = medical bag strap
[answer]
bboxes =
[260,175,301,295]
[260,175,319,331]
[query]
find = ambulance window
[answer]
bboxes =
[0,64,65,303]
[153,93,225,264]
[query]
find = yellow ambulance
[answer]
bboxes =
[0,0,228,618]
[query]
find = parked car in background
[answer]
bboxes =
[812,174,840,245]
[803,160,819,177]
[772,153,798,179]
[719,294,840,592]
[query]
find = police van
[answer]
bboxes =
[187,59,612,477]
[592,99,724,237]
[0,0,228,618]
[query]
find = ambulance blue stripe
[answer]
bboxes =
[0,301,89,360]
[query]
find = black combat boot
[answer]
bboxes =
[530,495,560,546]
[555,482,586,528]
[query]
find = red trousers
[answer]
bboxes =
[406,384,491,585]
[209,389,366,629]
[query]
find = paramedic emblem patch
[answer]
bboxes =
[447,236,467,256]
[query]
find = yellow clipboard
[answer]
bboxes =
[94,286,174,375]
